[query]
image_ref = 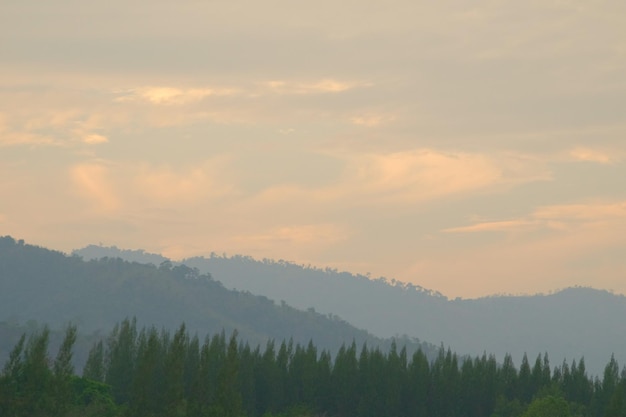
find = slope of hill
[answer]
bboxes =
[0,236,435,369]
[74,244,626,376]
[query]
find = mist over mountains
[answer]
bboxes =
[75,244,626,376]
[0,236,435,369]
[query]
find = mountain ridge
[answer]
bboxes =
[73,243,626,376]
[0,236,436,369]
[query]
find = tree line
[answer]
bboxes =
[1,318,625,417]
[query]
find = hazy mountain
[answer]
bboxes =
[75,244,626,376]
[0,236,435,369]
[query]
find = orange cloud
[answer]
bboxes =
[350,113,396,127]
[569,147,620,164]
[70,163,120,212]
[264,78,369,94]
[0,131,59,147]
[134,160,235,203]
[345,149,549,203]
[116,86,239,105]
[445,200,626,234]
[534,201,626,220]
[82,134,109,144]
[443,219,538,233]
[254,149,550,208]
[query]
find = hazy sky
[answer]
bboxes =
[2,0,625,298]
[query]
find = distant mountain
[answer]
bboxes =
[75,244,626,376]
[0,236,435,370]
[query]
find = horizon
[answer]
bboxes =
[2,1,625,299]
[19,236,623,301]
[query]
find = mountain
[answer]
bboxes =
[75,244,626,376]
[0,236,435,369]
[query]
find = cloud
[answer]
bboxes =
[445,200,626,234]
[112,78,364,109]
[568,146,622,164]
[443,220,538,234]
[350,113,396,127]
[116,86,238,105]
[82,134,108,144]
[253,149,551,210]
[351,150,501,197]
[533,201,626,221]
[134,160,235,203]
[0,132,59,147]
[231,223,349,247]
[70,163,120,212]
[0,94,117,148]
[344,149,550,203]
[264,79,369,95]
[426,200,626,298]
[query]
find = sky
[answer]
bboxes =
[1,0,625,299]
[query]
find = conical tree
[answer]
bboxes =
[52,324,78,415]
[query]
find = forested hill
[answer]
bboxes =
[0,236,436,368]
[75,244,626,376]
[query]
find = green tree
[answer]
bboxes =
[407,348,430,417]
[22,327,53,416]
[163,323,188,417]
[522,395,571,417]
[83,340,105,382]
[0,334,26,416]
[53,324,78,415]
[518,354,533,403]
[213,331,243,417]
[129,327,163,417]
[332,342,359,417]
[105,318,138,404]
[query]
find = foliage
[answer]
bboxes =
[3,317,626,417]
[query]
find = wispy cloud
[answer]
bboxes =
[568,146,622,164]
[70,163,120,212]
[82,134,109,145]
[264,79,369,95]
[445,200,626,234]
[134,159,236,203]
[0,132,60,147]
[116,86,239,105]
[350,113,396,127]
[344,149,550,203]
[113,79,363,106]
[254,149,551,208]
[443,220,539,234]
[233,223,348,246]
[534,201,626,221]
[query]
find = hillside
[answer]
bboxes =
[75,244,626,376]
[0,236,435,369]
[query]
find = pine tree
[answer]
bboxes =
[105,318,138,404]
[213,331,243,417]
[0,334,26,416]
[518,353,533,403]
[407,348,430,417]
[22,326,53,416]
[83,340,105,382]
[52,324,78,415]
[129,327,163,417]
[163,323,188,417]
